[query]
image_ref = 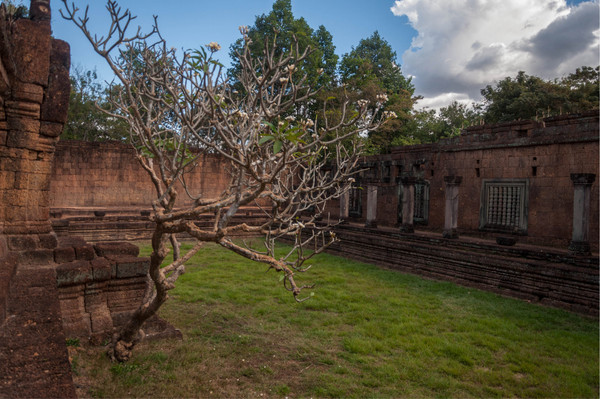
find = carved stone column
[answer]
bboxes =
[365,185,378,228]
[400,177,416,233]
[339,190,349,219]
[443,176,462,239]
[568,173,595,255]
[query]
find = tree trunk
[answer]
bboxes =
[109,229,169,362]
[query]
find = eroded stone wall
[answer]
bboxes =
[341,112,599,250]
[51,140,233,208]
[0,1,76,397]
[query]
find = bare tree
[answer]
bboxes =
[61,0,395,362]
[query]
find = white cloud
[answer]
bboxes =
[391,0,599,109]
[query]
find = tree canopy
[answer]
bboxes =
[340,31,414,95]
[228,0,338,91]
[481,66,599,123]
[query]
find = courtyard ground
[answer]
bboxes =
[68,241,599,398]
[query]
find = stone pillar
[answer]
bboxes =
[339,190,349,219]
[0,1,75,396]
[568,173,595,255]
[443,176,462,239]
[400,177,416,233]
[365,185,378,228]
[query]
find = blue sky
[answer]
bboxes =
[52,0,598,109]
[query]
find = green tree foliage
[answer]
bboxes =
[397,101,482,145]
[481,66,599,123]
[228,0,338,91]
[64,67,130,141]
[339,31,416,153]
[0,0,28,19]
[340,31,413,95]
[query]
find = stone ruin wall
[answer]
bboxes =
[46,112,599,251]
[51,140,233,209]
[338,112,599,250]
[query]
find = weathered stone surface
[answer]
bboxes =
[74,244,96,261]
[54,245,75,264]
[57,236,86,248]
[50,140,234,209]
[94,241,140,257]
[0,2,76,396]
[41,40,70,124]
[91,257,111,281]
[11,19,51,86]
[0,264,76,398]
[7,234,38,251]
[56,260,93,287]
[11,82,44,104]
[38,232,58,249]
[84,281,113,340]
[58,284,91,338]
[39,121,64,138]
[18,248,54,265]
[109,255,150,279]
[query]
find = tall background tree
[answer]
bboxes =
[228,0,338,93]
[339,31,416,153]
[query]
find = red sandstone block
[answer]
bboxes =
[6,131,39,150]
[12,82,44,103]
[7,234,38,251]
[39,121,64,138]
[38,233,58,249]
[13,172,29,190]
[17,249,54,265]
[94,242,140,258]
[0,130,6,146]
[7,116,41,133]
[0,236,7,258]
[58,236,86,248]
[56,260,93,287]
[12,19,51,86]
[54,246,75,264]
[4,101,41,119]
[112,256,150,279]
[75,245,96,261]
[0,171,15,189]
[91,258,112,281]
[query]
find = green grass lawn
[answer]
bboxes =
[71,241,599,398]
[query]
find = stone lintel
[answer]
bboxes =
[570,173,595,186]
[400,176,417,185]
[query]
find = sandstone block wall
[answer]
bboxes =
[51,140,233,208]
[341,112,599,250]
[323,224,598,316]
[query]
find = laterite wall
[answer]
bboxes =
[50,140,232,208]
[339,112,599,250]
